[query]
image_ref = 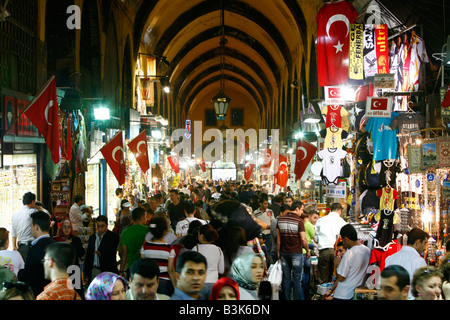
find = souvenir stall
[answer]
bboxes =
[311,0,449,300]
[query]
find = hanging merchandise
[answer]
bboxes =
[320,126,349,149]
[321,105,351,130]
[374,24,389,74]
[363,24,377,81]
[376,186,398,211]
[407,145,422,173]
[318,147,348,185]
[421,139,438,168]
[315,0,358,86]
[364,112,399,161]
[437,137,450,167]
[348,23,365,84]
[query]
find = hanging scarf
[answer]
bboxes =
[231,252,264,291]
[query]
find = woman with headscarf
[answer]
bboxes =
[209,277,240,300]
[53,219,85,299]
[85,272,127,300]
[231,252,265,300]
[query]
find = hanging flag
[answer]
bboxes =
[24,76,61,164]
[100,131,126,185]
[294,139,317,181]
[348,23,364,84]
[170,173,180,187]
[199,158,206,172]
[316,0,358,86]
[260,147,273,175]
[375,24,389,74]
[168,155,180,174]
[127,130,150,174]
[274,154,288,188]
[244,161,255,181]
[66,114,72,161]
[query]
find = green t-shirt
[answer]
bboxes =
[303,220,315,254]
[120,224,149,269]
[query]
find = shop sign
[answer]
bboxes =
[365,96,392,117]
[326,181,347,199]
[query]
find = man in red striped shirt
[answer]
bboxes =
[37,242,82,300]
[276,201,310,300]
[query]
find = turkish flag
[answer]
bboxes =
[24,76,60,164]
[370,98,389,110]
[316,1,358,86]
[294,139,317,181]
[168,155,180,174]
[244,161,255,181]
[260,147,273,175]
[128,131,150,174]
[441,83,450,108]
[274,154,288,188]
[199,158,206,172]
[100,131,126,185]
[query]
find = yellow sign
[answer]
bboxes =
[349,24,364,82]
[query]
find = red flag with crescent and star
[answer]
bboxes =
[274,154,288,188]
[100,131,126,185]
[168,155,180,174]
[199,158,206,172]
[316,1,358,86]
[127,130,150,174]
[294,139,317,181]
[23,76,61,164]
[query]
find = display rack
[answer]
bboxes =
[50,178,71,221]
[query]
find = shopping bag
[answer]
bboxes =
[267,260,282,291]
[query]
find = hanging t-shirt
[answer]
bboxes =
[321,105,350,130]
[364,112,399,161]
[376,187,398,211]
[369,239,402,271]
[390,112,426,134]
[409,34,429,91]
[318,147,347,185]
[320,127,349,149]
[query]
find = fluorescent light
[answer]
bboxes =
[93,107,110,120]
[151,129,162,139]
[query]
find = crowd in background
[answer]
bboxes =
[1,179,449,301]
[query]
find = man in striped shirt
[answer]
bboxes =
[37,242,81,300]
[276,200,310,300]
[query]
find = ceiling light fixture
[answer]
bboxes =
[211,0,231,121]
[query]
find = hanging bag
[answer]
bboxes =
[267,260,282,293]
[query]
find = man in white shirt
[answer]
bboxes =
[324,224,371,300]
[315,203,347,284]
[69,195,86,236]
[11,192,37,261]
[175,201,206,238]
[384,227,428,299]
[252,196,275,257]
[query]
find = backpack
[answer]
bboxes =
[355,132,371,166]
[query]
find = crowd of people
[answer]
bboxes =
[0,180,449,301]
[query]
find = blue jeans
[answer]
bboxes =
[280,252,304,300]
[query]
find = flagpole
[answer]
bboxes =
[0,75,56,141]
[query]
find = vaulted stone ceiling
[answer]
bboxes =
[131,0,319,128]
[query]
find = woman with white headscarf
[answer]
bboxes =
[231,252,265,300]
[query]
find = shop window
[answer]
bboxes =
[205,109,217,126]
[231,109,244,126]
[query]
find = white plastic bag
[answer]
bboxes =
[267,260,282,291]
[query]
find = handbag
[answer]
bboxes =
[267,260,282,292]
